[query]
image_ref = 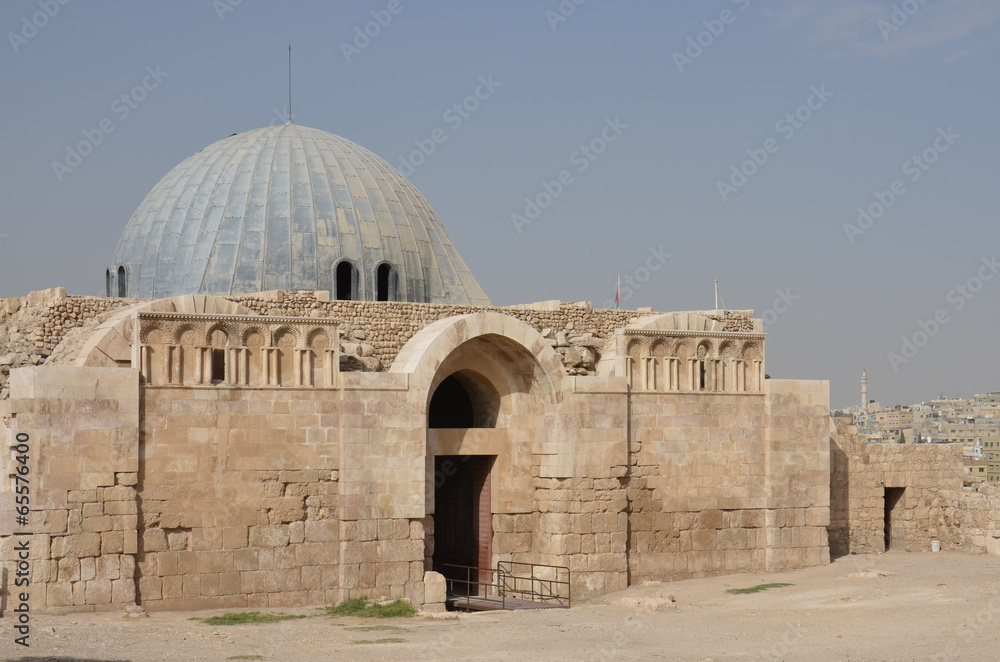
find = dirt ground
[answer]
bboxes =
[5,551,1000,661]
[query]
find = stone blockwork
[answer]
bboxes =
[1,289,757,397]
[626,381,831,583]
[228,292,754,377]
[527,477,629,597]
[2,291,824,615]
[136,388,342,611]
[828,420,964,555]
[935,484,1000,555]
[1,367,139,613]
[0,288,135,400]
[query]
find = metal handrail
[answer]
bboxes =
[438,563,504,611]
[438,561,571,610]
[496,561,571,607]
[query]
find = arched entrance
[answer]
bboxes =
[428,370,498,587]
[391,313,567,602]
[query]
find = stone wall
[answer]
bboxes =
[626,380,831,582]
[2,294,823,615]
[229,292,651,376]
[1,367,139,613]
[935,484,1000,555]
[1,288,756,399]
[828,420,964,555]
[136,387,341,611]
[528,477,629,597]
[0,289,135,401]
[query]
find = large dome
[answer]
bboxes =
[107,123,490,305]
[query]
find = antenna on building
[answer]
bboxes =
[714,279,726,311]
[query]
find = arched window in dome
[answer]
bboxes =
[117,266,127,298]
[335,260,358,301]
[375,262,396,302]
[106,269,112,297]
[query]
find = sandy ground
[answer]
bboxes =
[4,551,1000,661]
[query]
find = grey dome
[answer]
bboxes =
[107,123,490,305]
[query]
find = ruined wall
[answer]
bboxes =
[230,293,640,376]
[828,420,964,555]
[0,289,136,400]
[2,288,755,396]
[625,379,831,583]
[935,484,1000,555]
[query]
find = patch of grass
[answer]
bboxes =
[227,656,265,660]
[327,598,417,619]
[197,611,310,625]
[726,582,794,595]
[350,637,407,644]
[345,624,409,632]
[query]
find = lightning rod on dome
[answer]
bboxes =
[288,44,292,124]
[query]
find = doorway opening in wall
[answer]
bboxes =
[884,486,905,550]
[211,349,225,384]
[433,455,494,597]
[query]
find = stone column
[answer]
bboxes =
[194,347,204,384]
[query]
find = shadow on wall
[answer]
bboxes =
[829,432,849,557]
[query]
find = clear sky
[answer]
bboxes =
[1,0,998,409]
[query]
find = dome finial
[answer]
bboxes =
[287,44,293,125]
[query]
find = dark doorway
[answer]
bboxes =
[433,455,493,593]
[211,349,226,385]
[884,487,905,550]
[117,265,127,297]
[376,262,393,301]
[335,261,355,300]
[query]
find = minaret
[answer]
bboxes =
[861,370,868,413]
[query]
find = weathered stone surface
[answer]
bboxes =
[423,571,447,608]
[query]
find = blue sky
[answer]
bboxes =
[1,0,998,408]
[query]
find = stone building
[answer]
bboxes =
[0,121,952,615]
